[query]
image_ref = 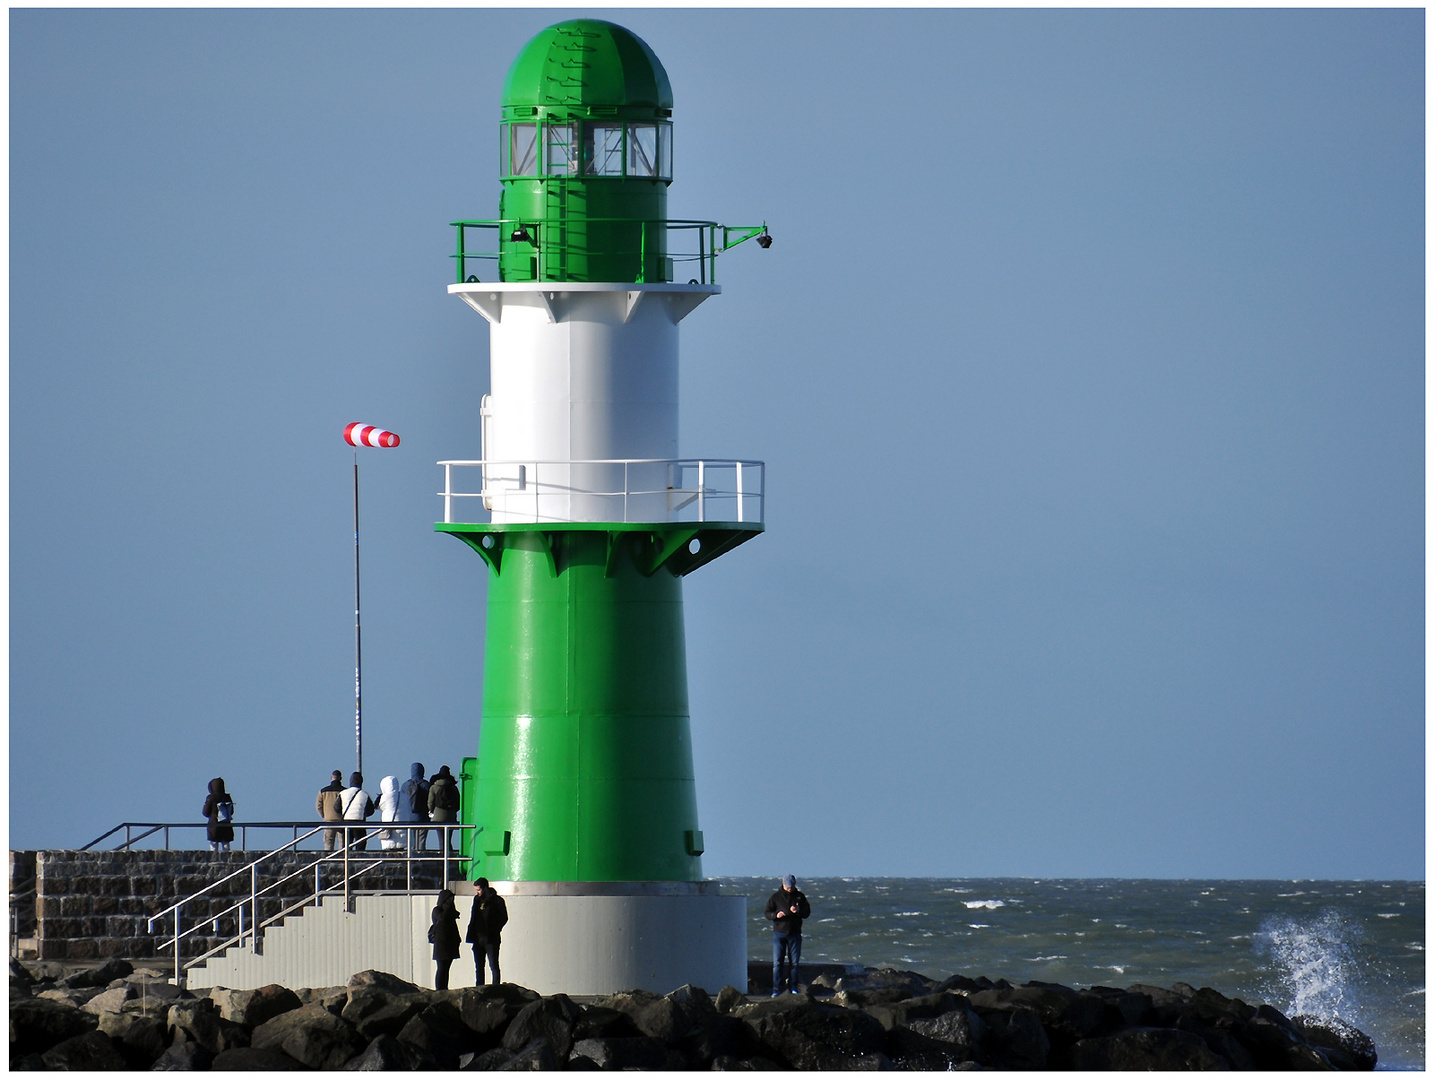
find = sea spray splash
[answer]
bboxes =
[1254,909,1363,1023]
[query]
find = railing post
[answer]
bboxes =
[164,826,170,851]
[736,461,744,523]
[760,462,766,523]
[624,461,629,523]
[406,835,412,895]
[173,910,181,986]
[124,825,131,850]
[443,829,449,887]
[238,902,245,949]
[250,865,258,948]
[697,460,705,522]
[344,836,350,910]
[241,826,247,852]
[444,463,453,525]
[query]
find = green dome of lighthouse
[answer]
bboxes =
[502,20,673,114]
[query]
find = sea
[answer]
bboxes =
[719,878,1425,1071]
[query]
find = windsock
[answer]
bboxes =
[344,423,400,448]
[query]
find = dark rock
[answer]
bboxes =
[150,1040,216,1070]
[9,995,98,1055]
[907,1004,983,1051]
[634,995,698,1041]
[1241,1006,1338,1070]
[11,1052,47,1070]
[594,988,662,1023]
[59,960,133,990]
[712,1054,783,1070]
[1069,1026,1231,1070]
[167,999,248,1055]
[1292,1015,1377,1071]
[396,1002,474,1069]
[975,1005,1050,1069]
[1083,986,1153,1029]
[848,1050,896,1069]
[886,1027,975,1070]
[10,958,35,988]
[252,1001,364,1070]
[343,1034,426,1070]
[125,980,190,1004]
[498,1036,558,1070]
[457,983,541,1041]
[1170,1013,1257,1071]
[970,983,1104,1041]
[83,985,137,1015]
[243,984,303,1028]
[746,999,888,1069]
[566,1051,602,1069]
[934,974,992,995]
[211,1046,308,1070]
[681,1014,761,1068]
[715,986,746,1014]
[41,1030,128,1070]
[833,987,922,1010]
[97,1010,168,1068]
[570,1035,677,1070]
[501,994,582,1061]
[462,1046,515,1070]
[347,970,421,997]
[341,987,426,1041]
[574,1004,641,1040]
[833,968,937,998]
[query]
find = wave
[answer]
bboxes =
[964,900,1006,910]
[1254,909,1363,1024]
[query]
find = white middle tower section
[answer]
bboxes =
[449,281,720,524]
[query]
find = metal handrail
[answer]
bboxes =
[438,458,765,527]
[451,217,768,285]
[146,824,477,985]
[80,820,371,852]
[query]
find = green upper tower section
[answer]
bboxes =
[501,19,672,116]
[497,20,674,284]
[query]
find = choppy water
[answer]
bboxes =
[719,878,1424,1070]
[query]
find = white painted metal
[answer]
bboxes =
[448,282,720,524]
[186,890,748,996]
[437,458,764,525]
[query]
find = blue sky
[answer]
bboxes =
[10,9,1424,878]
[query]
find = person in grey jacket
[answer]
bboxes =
[428,765,460,853]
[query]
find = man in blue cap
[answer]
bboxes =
[765,874,812,995]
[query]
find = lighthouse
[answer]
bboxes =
[436,19,768,994]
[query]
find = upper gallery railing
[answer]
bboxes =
[438,458,765,526]
[451,219,769,285]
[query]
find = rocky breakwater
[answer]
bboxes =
[10,957,1376,1070]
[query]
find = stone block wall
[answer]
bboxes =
[30,850,449,961]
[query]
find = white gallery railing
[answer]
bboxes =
[438,458,765,525]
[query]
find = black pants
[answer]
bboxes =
[435,956,454,991]
[474,942,501,985]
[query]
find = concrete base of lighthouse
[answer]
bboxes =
[455,881,749,996]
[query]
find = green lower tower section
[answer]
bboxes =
[439,522,761,882]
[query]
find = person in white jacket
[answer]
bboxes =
[377,775,405,850]
[339,772,375,852]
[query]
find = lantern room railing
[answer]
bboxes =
[438,458,765,526]
[451,219,769,285]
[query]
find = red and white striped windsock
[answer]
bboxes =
[344,423,400,448]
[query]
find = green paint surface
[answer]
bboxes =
[457,528,710,881]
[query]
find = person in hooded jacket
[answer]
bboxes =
[202,778,235,852]
[430,889,461,990]
[465,877,509,985]
[428,765,460,853]
[339,772,376,852]
[400,762,431,853]
[377,775,404,850]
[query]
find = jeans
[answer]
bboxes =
[322,828,340,852]
[208,841,231,852]
[474,943,501,985]
[773,932,802,993]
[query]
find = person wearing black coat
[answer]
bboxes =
[465,877,509,985]
[202,778,236,852]
[765,874,812,995]
[430,889,461,990]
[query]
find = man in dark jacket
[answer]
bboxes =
[765,874,811,996]
[465,877,509,985]
[316,770,344,851]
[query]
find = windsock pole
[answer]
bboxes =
[342,423,400,776]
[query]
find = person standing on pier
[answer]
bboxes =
[340,772,376,852]
[766,874,811,995]
[466,877,509,985]
[202,778,235,852]
[430,889,461,990]
[316,770,344,851]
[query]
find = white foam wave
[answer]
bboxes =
[964,900,1006,910]
[894,911,924,917]
[968,923,990,929]
[1027,955,1067,962]
[1254,910,1362,1024]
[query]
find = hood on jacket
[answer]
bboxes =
[380,775,398,797]
[209,778,227,797]
[410,763,426,782]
